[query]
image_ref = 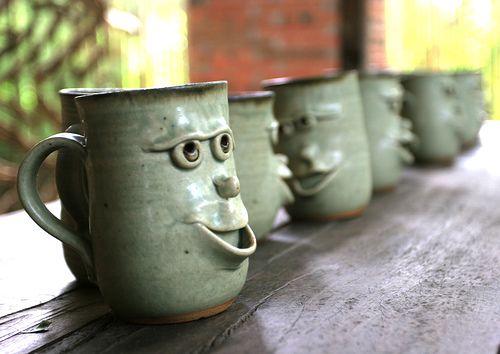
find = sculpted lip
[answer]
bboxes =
[195,224,256,257]
[291,168,339,197]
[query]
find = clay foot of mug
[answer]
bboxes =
[126,298,235,325]
[373,185,397,194]
[293,206,367,222]
[462,140,479,151]
[416,156,455,167]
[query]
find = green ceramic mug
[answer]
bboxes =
[58,88,124,285]
[17,81,256,324]
[229,92,293,240]
[359,72,414,192]
[454,70,487,148]
[262,71,372,221]
[401,72,462,164]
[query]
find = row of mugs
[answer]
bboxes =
[401,71,486,164]
[17,69,485,324]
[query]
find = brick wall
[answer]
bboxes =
[365,0,386,69]
[187,0,385,91]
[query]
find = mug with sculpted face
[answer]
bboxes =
[359,73,415,192]
[17,81,256,323]
[401,72,462,164]
[229,92,294,240]
[262,72,372,221]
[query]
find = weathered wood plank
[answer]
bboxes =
[38,150,500,354]
[206,165,500,354]
[3,122,500,354]
[0,288,108,353]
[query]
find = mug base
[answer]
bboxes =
[373,184,397,194]
[293,205,367,222]
[126,298,235,325]
[462,139,479,151]
[416,156,455,166]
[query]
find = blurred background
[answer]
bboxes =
[0,0,498,214]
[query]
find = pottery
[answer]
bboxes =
[229,92,293,240]
[17,81,256,323]
[401,72,462,164]
[58,88,124,285]
[454,71,487,148]
[359,73,414,192]
[262,71,372,221]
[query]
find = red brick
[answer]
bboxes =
[188,0,384,89]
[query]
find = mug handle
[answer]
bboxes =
[17,132,94,277]
[56,123,89,228]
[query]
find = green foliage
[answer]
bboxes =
[0,0,119,212]
[385,0,499,119]
[0,0,189,213]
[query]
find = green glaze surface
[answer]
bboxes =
[58,88,123,284]
[401,73,462,163]
[359,75,414,191]
[17,81,256,322]
[229,92,293,240]
[454,71,487,147]
[262,71,372,220]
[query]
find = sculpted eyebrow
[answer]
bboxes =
[313,104,343,120]
[142,127,233,152]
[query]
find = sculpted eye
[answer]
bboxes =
[444,86,456,96]
[183,142,199,161]
[171,140,202,168]
[220,134,231,153]
[211,133,233,160]
[295,115,316,130]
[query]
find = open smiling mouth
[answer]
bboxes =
[291,168,339,197]
[195,224,256,257]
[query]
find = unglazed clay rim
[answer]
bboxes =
[126,298,235,325]
[261,70,357,89]
[324,67,400,79]
[74,81,228,103]
[59,88,127,97]
[294,205,368,222]
[400,70,467,81]
[452,70,482,77]
[195,224,257,257]
[358,69,403,78]
[228,91,274,102]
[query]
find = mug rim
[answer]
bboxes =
[74,81,228,103]
[400,70,480,80]
[59,88,126,97]
[261,70,357,89]
[358,69,402,78]
[452,69,482,77]
[228,91,274,103]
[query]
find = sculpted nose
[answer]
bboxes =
[213,175,241,198]
[300,144,320,169]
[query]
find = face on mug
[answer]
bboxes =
[276,102,344,195]
[140,102,248,242]
[380,83,404,116]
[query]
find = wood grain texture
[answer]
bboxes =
[2,122,500,354]
[0,288,107,353]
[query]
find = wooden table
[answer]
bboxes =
[1,122,500,354]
